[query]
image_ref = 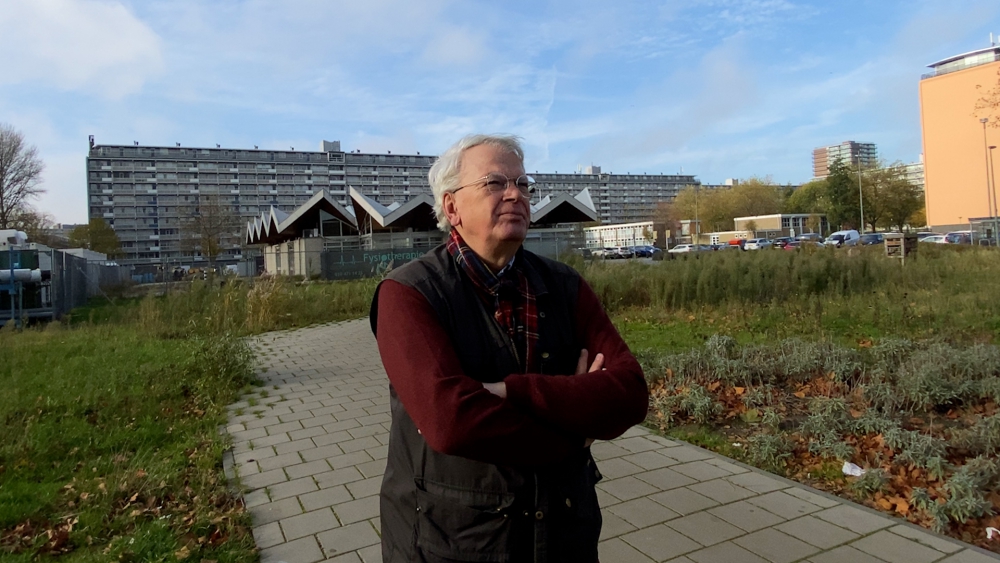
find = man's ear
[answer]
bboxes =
[443,192,461,228]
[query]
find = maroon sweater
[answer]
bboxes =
[376,277,648,466]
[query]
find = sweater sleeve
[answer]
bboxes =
[503,278,649,440]
[375,279,582,466]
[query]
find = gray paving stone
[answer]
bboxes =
[280,507,341,540]
[259,536,325,563]
[724,472,788,494]
[244,488,271,509]
[323,552,363,563]
[252,521,284,550]
[807,545,887,563]
[660,446,715,463]
[813,505,894,535]
[326,450,374,470]
[645,435,684,448]
[592,441,631,460]
[257,451,306,472]
[635,467,698,491]
[300,485,354,512]
[339,436,382,454]
[599,457,647,479]
[313,430,356,447]
[301,443,348,462]
[599,476,662,501]
[702,458,750,475]
[733,528,821,563]
[623,450,682,470]
[333,495,381,524]
[317,521,381,558]
[688,479,757,504]
[672,461,737,482]
[346,476,382,500]
[667,512,745,547]
[850,530,948,563]
[746,490,824,519]
[599,511,637,540]
[267,476,319,501]
[607,497,681,528]
[242,468,290,490]
[286,459,334,480]
[355,459,387,479]
[688,541,769,563]
[250,496,305,526]
[709,499,786,531]
[775,515,860,550]
[357,543,383,563]
[365,444,388,460]
[599,537,656,563]
[621,524,702,561]
[276,437,326,456]
[289,425,329,441]
[615,436,664,454]
[888,525,963,554]
[781,486,841,508]
[649,487,719,515]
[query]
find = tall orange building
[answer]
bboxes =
[920,45,1000,230]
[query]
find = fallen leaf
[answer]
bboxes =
[876,498,893,511]
[175,546,191,560]
[793,391,806,399]
[734,387,746,396]
[708,381,721,392]
[894,498,910,515]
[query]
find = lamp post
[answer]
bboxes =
[990,145,998,246]
[856,154,865,234]
[981,118,991,243]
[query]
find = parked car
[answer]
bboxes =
[772,236,794,249]
[919,235,947,244]
[915,232,938,240]
[744,238,773,250]
[668,244,699,254]
[859,233,885,246]
[612,246,635,259]
[727,239,746,250]
[783,240,801,251]
[797,233,825,243]
[824,230,861,247]
[944,231,972,244]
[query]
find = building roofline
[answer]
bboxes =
[927,46,1000,68]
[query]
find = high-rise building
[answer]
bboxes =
[532,166,700,225]
[902,156,925,192]
[87,141,700,267]
[920,44,1000,229]
[812,141,878,178]
[86,139,435,269]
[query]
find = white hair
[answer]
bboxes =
[429,134,525,232]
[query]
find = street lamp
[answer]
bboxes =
[981,118,991,243]
[856,153,865,234]
[990,145,998,246]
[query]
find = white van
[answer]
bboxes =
[824,230,860,248]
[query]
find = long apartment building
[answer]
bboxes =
[532,166,700,224]
[86,139,435,267]
[812,141,878,178]
[87,141,699,267]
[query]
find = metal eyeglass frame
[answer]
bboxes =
[453,173,536,198]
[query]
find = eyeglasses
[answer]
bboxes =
[453,173,536,198]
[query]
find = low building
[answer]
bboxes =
[733,213,829,238]
[584,221,667,249]
[246,188,598,278]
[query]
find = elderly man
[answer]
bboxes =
[370,134,648,563]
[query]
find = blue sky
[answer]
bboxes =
[2,0,999,223]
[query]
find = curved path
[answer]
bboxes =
[223,319,1000,563]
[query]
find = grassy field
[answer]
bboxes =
[4,246,1000,558]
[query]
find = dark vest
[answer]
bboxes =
[370,245,603,563]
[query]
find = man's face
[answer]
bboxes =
[447,144,530,248]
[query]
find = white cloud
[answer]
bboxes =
[0,0,163,99]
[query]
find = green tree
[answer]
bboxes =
[784,179,829,214]
[181,195,242,266]
[670,178,783,233]
[825,158,860,230]
[877,169,924,232]
[69,218,122,257]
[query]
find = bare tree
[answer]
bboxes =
[0,123,45,229]
[180,194,242,267]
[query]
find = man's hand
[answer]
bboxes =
[576,348,605,374]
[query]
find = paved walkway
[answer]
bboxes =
[224,320,1000,563]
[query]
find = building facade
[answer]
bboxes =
[87,142,698,267]
[86,139,436,268]
[812,141,878,179]
[919,45,1000,230]
[902,158,925,192]
[531,166,700,224]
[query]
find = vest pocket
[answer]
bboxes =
[414,479,515,562]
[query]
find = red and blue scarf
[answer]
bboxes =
[446,230,538,373]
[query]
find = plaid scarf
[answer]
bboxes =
[446,230,538,373]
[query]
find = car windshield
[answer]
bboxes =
[829,235,844,242]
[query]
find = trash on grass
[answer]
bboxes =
[987,527,999,541]
[842,461,866,477]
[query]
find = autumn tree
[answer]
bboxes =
[784,179,830,215]
[181,194,242,266]
[69,218,122,257]
[0,123,45,229]
[669,178,783,233]
[877,171,924,232]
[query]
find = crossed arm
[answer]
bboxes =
[375,278,648,466]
